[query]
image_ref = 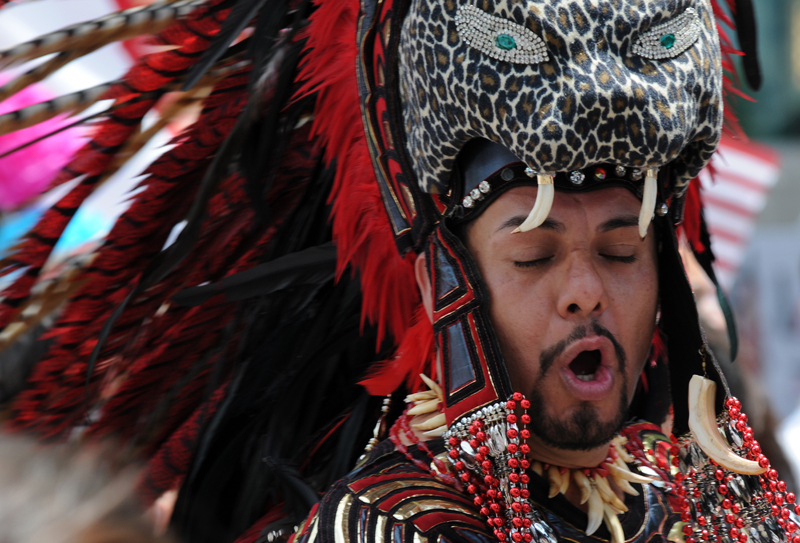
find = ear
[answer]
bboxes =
[415,252,434,323]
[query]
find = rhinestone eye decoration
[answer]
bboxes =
[462,180,492,209]
[455,5,549,65]
[632,7,701,60]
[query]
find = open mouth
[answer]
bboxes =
[569,350,602,382]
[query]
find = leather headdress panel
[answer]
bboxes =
[426,222,513,423]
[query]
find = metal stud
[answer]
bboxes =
[570,171,585,185]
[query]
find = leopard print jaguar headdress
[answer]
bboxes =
[399,0,722,236]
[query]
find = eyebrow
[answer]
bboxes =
[597,215,639,233]
[497,216,565,233]
[497,214,640,234]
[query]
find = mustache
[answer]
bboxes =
[538,322,626,378]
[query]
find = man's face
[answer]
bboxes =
[464,186,658,451]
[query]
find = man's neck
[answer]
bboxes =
[525,434,612,469]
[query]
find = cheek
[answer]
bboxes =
[484,271,553,391]
[607,264,659,379]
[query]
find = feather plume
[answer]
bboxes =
[297,0,419,347]
[0,0,205,71]
[360,306,434,396]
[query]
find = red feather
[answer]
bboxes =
[297,0,419,349]
[360,306,435,396]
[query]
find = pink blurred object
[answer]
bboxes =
[0,76,85,211]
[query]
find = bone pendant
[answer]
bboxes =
[586,487,604,536]
[594,475,627,513]
[609,462,655,485]
[612,438,634,463]
[547,466,562,498]
[603,503,625,543]
[572,470,592,504]
[410,412,446,432]
[610,468,640,496]
[419,373,444,402]
[558,469,570,495]
[405,390,437,403]
[688,375,766,475]
[421,426,446,439]
[407,398,440,416]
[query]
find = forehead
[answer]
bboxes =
[475,186,642,229]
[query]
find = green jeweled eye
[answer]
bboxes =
[495,34,517,51]
[633,7,701,60]
[455,5,548,64]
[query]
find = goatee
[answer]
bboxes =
[527,321,630,451]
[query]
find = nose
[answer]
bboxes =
[556,252,607,319]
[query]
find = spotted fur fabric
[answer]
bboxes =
[398,0,723,196]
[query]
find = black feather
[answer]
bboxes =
[733,0,761,91]
[181,0,275,91]
[171,242,336,306]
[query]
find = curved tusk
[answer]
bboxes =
[638,169,658,239]
[586,487,604,536]
[688,375,766,475]
[513,174,554,233]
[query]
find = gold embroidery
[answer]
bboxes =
[307,517,319,543]
[356,479,457,504]
[334,494,354,543]
[358,506,370,543]
[375,513,388,543]
[393,498,476,520]
[413,531,428,543]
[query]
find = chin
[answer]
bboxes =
[528,392,629,452]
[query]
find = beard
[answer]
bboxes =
[525,321,630,451]
[527,386,629,451]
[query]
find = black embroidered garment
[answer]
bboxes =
[292,422,683,543]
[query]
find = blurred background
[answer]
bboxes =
[0,0,797,498]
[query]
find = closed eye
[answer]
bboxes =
[514,256,554,268]
[602,254,637,263]
[632,7,701,60]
